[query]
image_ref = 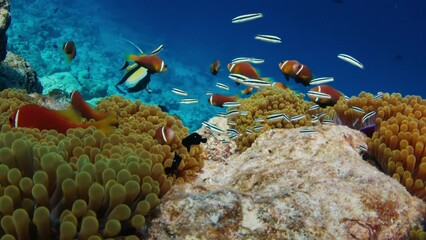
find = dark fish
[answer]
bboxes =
[158,105,169,112]
[182,132,207,152]
[165,152,183,174]
[115,64,152,95]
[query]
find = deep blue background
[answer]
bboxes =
[93,0,426,97]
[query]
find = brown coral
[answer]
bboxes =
[337,92,426,200]
[228,87,326,151]
[0,88,206,238]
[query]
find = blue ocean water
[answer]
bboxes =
[7,0,426,132]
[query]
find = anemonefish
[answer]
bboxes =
[63,41,76,62]
[278,60,313,86]
[127,54,167,73]
[308,85,344,107]
[71,90,107,121]
[227,62,262,80]
[116,63,152,95]
[155,126,175,144]
[181,133,207,152]
[210,60,220,75]
[8,104,117,135]
[271,82,292,92]
[208,94,239,108]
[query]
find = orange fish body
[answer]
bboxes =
[210,60,220,75]
[71,91,106,121]
[227,62,261,79]
[272,82,292,92]
[309,85,344,107]
[128,54,167,73]
[9,104,92,134]
[63,41,76,61]
[278,60,313,86]
[208,94,239,108]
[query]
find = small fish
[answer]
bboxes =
[215,82,230,91]
[210,60,220,75]
[362,111,376,124]
[322,119,335,124]
[373,92,384,100]
[119,61,130,71]
[266,113,285,123]
[181,132,207,152]
[253,125,263,132]
[308,85,345,107]
[165,152,183,174]
[246,129,252,135]
[290,115,306,122]
[227,128,239,136]
[337,54,364,69]
[232,13,263,23]
[63,41,76,62]
[231,57,264,64]
[150,44,164,55]
[222,101,241,108]
[309,77,334,85]
[351,106,365,114]
[158,105,169,112]
[155,126,175,144]
[309,104,320,112]
[180,99,199,104]
[300,129,317,134]
[202,121,224,134]
[221,109,240,118]
[254,34,281,43]
[116,64,151,95]
[171,88,188,96]
[278,60,313,86]
[208,94,239,108]
[227,120,237,126]
[228,73,249,84]
[243,79,272,88]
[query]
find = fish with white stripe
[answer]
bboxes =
[232,13,263,23]
[254,34,282,43]
[231,57,265,64]
[309,77,334,85]
[337,53,364,69]
[180,98,198,104]
[171,88,188,96]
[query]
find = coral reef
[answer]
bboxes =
[148,125,426,239]
[228,87,327,151]
[333,92,426,201]
[0,52,42,93]
[0,88,206,238]
[0,0,10,62]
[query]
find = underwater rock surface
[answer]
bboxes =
[149,124,425,239]
[0,51,41,93]
[0,0,10,62]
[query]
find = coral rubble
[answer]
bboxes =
[149,125,426,239]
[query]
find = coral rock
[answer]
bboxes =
[149,125,426,239]
[0,0,11,62]
[0,52,41,93]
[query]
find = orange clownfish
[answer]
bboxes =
[9,91,117,135]
[127,54,167,73]
[210,60,220,76]
[308,85,344,108]
[278,60,313,86]
[71,90,107,121]
[227,62,262,80]
[208,94,239,108]
[63,41,76,62]
[271,82,292,93]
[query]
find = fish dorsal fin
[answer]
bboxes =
[57,106,82,123]
[121,37,144,54]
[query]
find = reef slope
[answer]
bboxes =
[148,124,426,239]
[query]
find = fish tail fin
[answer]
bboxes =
[57,106,82,123]
[90,114,118,136]
[261,77,274,82]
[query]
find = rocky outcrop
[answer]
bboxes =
[0,0,11,62]
[148,124,426,239]
[0,51,42,93]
